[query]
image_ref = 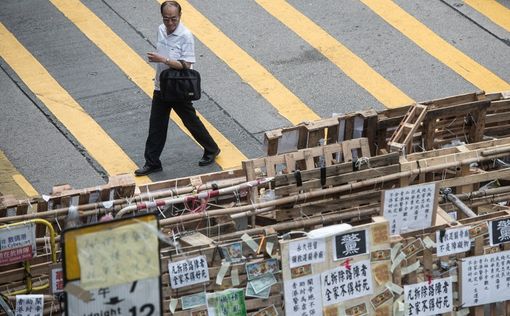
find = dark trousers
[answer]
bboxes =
[144,90,219,168]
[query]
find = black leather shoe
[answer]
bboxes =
[198,149,220,166]
[134,165,162,176]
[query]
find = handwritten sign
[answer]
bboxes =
[15,295,44,316]
[288,238,326,268]
[284,273,322,315]
[461,250,510,307]
[382,183,436,235]
[334,230,368,260]
[0,223,36,265]
[76,221,159,289]
[404,277,452,315]
[436,227,471,257]
[321,259,373,306]
[168,255,210,289]
[489,218,510,246]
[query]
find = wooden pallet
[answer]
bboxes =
[388,103,428,154]
[263,109,378,156]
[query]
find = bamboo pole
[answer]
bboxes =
[0,177,247,224]
[160,150,510,226]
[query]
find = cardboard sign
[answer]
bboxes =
[334,230,368,260]
[288,237,326,268]
[404,277,453,315]
[489,218,510,246]
[321,260,373,306]
[284,273,322,315]
[168,255,210,289]
[460,250,510,307]
[436,227,471,256]
[15,295,44,316]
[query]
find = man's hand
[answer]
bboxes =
[147,52,165,63]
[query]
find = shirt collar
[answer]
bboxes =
[168,22,185,36]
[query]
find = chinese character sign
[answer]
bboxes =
[334,230,368,260]
[382,183,436,235]
[489,218,510,246]
[0,223,36,266]
[168,255,210,289]
[321,259,373,306]
[436,227,471,257]
[15,295,44,316]
[284,273,322,316]
[461,250,510,307]
[404,277,453,316]
[288,238,326,268]
[51,266,64,294]
[76,221,160,290]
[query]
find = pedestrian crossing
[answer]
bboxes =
[50,0,247,171]
[362,0,510,93]
[0,150,38,198]
[255,0,415,108]
[464,0,510,33]
[0,22,151,185]
[0,0,509,195]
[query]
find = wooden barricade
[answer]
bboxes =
[263,110,378,156]
[1,91,510,315]
[263,90,510,157]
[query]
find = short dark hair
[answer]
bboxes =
[161,1,181,15]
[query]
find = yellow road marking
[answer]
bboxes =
[0,150,38,198]
[172,0,321,123]
[51,0,246,170]
[465,0,510,33]
[0,23,150,185]
[362,0,510,93]
[256,0,414,109]
[12,175,38,197]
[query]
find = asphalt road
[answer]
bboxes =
[1,0,509,196]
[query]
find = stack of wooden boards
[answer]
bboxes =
[1,90,510,316]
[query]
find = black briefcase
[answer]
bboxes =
[159,66,201,102]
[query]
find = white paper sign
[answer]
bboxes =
[383,183,436,235]
[51,266,64,294]
[284,274,322,315]
[321,259,373,306]
[67,277,161,315]
[0,223,36,265]
[168,255,209,289]
[436,227,471,257]
[461,250,510,307]
[288,238,326,268]
[15,294,44,316]
[404,277,453,316]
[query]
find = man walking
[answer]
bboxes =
[135,0,220,176]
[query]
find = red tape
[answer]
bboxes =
[343,258,352,270]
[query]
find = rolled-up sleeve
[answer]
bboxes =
[180,32,196,63]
